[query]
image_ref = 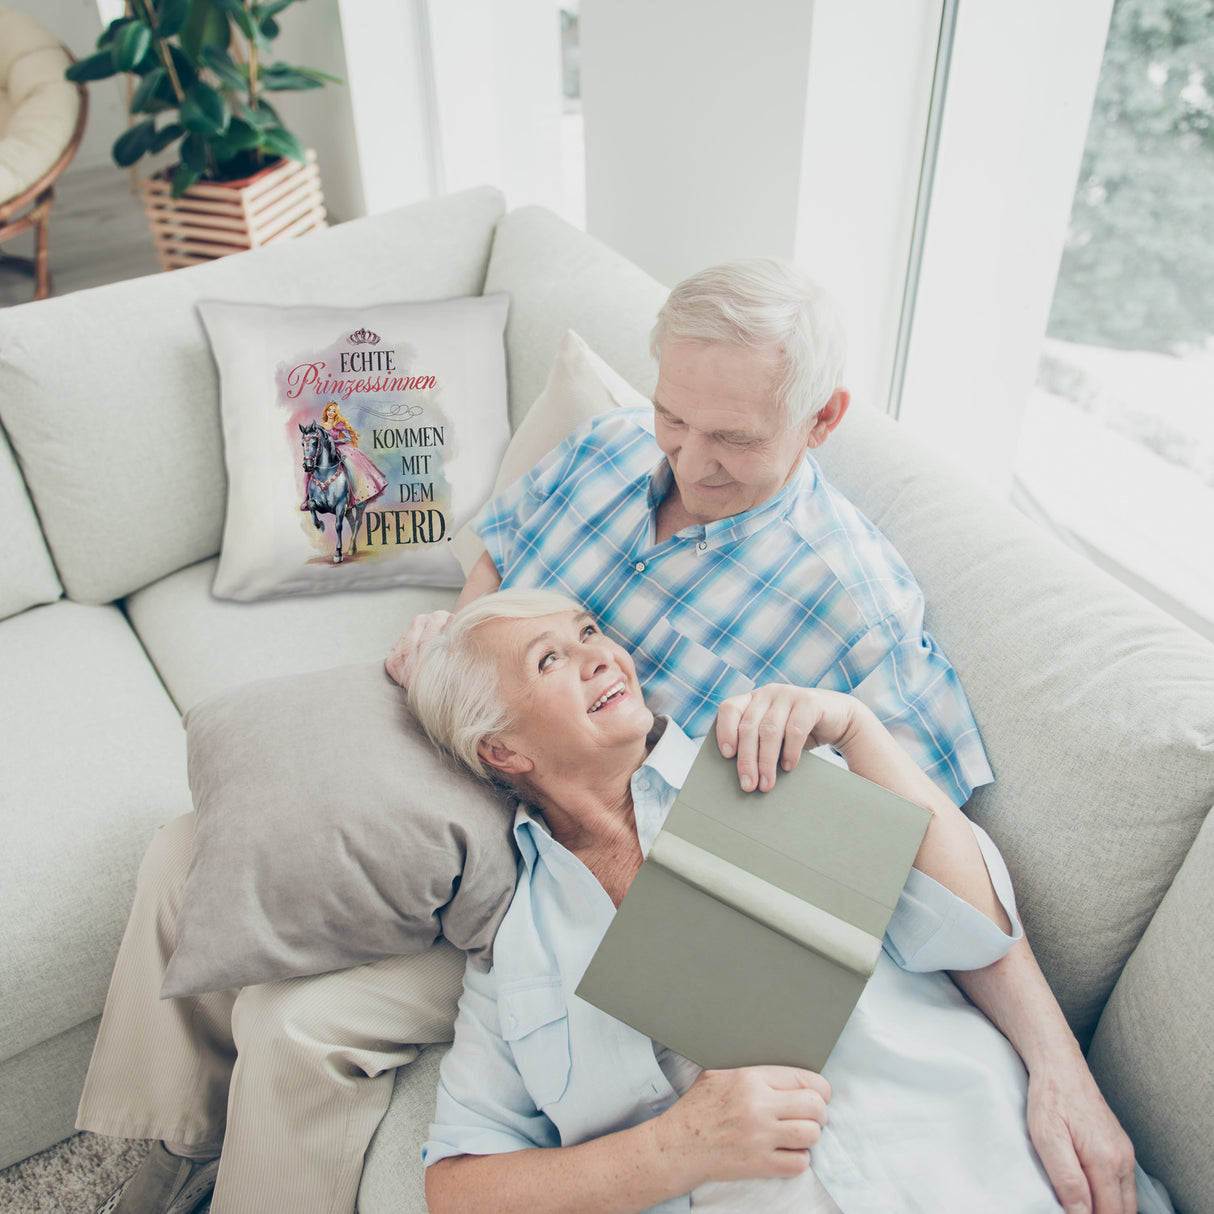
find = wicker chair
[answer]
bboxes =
[0,6,87,302]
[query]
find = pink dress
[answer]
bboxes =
[326,420,388,505]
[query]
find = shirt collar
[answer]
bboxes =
[512,716,702,869]
[645,456,817,547]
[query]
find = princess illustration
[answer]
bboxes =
[301,401,388,509]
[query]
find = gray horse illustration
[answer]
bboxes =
[299,421,365,564]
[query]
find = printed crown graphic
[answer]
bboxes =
[347,328,381,346]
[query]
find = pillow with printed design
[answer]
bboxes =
[199,294,510,601]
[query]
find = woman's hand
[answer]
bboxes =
[385,610,453,688]
[654,1066,830,1185]
[715,685,861,792]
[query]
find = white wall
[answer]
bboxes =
[575,0,942,415]
[579,0,818,288]
[428,0,565,213]
[334,0,436,216]
[795,0,941,413]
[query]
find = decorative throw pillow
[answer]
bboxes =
[450,329,650,575]
[199,295,511,601]
[162,662,519,998]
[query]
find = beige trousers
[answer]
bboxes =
[76,814,466,1214]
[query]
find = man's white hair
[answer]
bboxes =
[650,258,847,429]
[408,588,586,782]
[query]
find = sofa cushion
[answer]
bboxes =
[813,402,1214,1045]
[0,600,191,1063]
[163,664,517,996]
[0,420,59,620]
[483,205,668,430]
[0,186,506,606]
[198,294,510,601]
[1088,804,1214,1214]
[124,557,456,714]
[359,1042,448,1214]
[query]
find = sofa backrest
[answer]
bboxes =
[815,402,1214,1042]
[483,205,669,430]
[0,186,507,605]
[0,418,60,620]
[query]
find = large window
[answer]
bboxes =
[1013,0,1214,636]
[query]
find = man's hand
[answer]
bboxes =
[385,610,453,689]
[1026,1061,1137,1214]
[715,684,859,792]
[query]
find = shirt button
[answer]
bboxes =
[697,541,707,551]
[634,561,646,573]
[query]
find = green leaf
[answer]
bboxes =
[209,0,257,38]
[66,50,119,83]
[96,17,129,50]
[221,118,263,150]
[293,65,343,85]
[180,131,210,172]
[200,44,248,90]
[167,45,198,91]
[112,20,152,72]
[112,119,157,167]
[254,0,297,19]
[150,122,185,153]
[155,0,191,40]
[259,125,305,163]
[234,97,278,129]
[129,66,168,113]
[209,118,265,163]
[171,162,201,197]
[180,0,231,63]
[181,80,230,135]
[259,63,323,91]
[259,15,279,40]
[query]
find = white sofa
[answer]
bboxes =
[1,186,1211,1214]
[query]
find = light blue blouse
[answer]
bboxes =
[424,721,1067,1212]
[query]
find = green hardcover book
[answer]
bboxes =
[575,743,932,1072]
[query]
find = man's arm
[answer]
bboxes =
[717,684,1136,1214]
[951,942,1137,1214]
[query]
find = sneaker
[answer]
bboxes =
[96,1142,220,1214]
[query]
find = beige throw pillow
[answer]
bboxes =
[450,329,650,575]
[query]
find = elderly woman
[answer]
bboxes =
[408,588,1095,1214]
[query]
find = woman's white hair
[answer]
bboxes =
[407,588,586,782]
[650,258,847,429]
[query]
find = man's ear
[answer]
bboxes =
[806,388,850,450]
[477,738,534,777]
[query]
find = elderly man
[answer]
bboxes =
[388,260,1136,1214]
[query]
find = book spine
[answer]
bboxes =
[648,832,882,977]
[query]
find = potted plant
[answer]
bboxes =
[66,0,340,268]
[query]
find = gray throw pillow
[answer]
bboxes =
[162,662,518,998]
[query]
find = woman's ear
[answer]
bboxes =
[477,739,533,777]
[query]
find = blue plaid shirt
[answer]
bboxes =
[474,407,992,805]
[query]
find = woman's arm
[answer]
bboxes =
[715,684,1010,931]
[427,1065,830,1214]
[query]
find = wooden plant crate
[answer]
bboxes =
[140,150,327,271]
